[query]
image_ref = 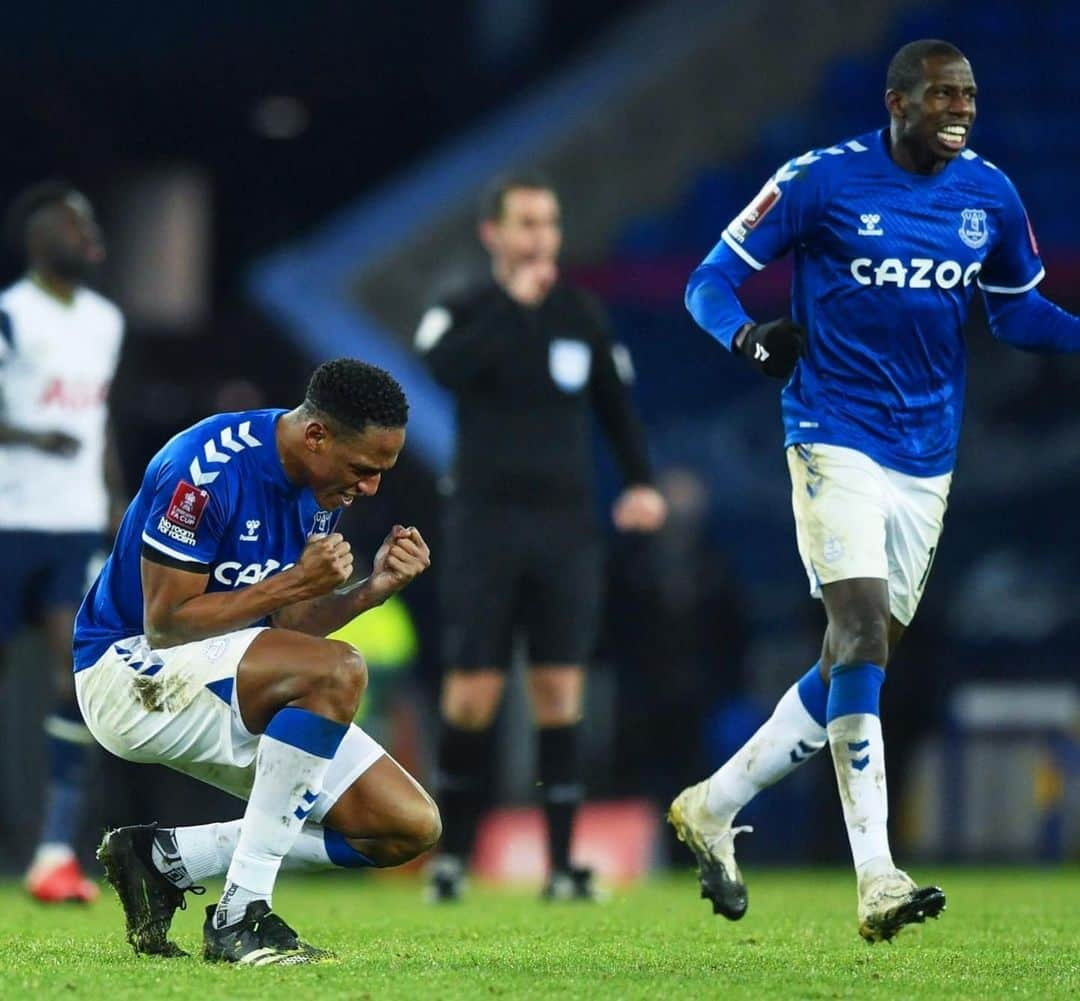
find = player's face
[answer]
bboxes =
[35,195,106,283]
[306,424,405,510]
[481,187,562,273]
[891,56,977,167]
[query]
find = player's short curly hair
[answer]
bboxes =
[886,39,967,95]
[302,358,409,433]
[4,180,83,254]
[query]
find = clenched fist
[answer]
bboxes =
[295,532,354,598]
[367,525,431,601]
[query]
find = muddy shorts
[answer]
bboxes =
[786,443,952,626]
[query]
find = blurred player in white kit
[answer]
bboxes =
[0,182,125,902]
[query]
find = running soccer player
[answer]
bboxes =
[80,359,440,964]
[670,39,1080,942]
[0,182,125,903]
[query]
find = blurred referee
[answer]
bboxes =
[415,172,666,901]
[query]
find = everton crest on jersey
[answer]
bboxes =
[690,127,1044,476]
[73,408,341,669]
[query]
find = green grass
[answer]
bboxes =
[2,867,1078,999]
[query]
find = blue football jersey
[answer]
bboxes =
[689,127,1044,475]
[73,408,341,670]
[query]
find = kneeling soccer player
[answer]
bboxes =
[76,359,440,964]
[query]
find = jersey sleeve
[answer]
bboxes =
[977,172,1045,294]
[140,449,232,568]
[414,290,518,389]
[686,155,830,348]
[582,294,653,485]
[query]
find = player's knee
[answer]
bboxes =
[414,796,443,855]
[301,642,368,722]
[445,702,495,730]
[443,685,499,730]
[831,617,889,667]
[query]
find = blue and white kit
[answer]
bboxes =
[686,128,1080,617]
[73,408,382,815]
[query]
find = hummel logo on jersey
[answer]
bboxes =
[851,257,982,289]
[857,213,883,237]
[189,421,263,487]
[753,343,770,363]
[240,519,261,542]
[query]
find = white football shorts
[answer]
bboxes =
[786,443,952,626]
[75,627,385,822]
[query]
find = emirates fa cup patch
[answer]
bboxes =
[166,480,210,530]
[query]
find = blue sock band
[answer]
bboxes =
[826,662,885,722]
[265,707,349,759]
[324,828,378,868]
[796,661,828,727]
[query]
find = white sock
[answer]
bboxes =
[174,819,345,881]
[216,708,346,927]
[704,682,827,824]
[170,822,238,885]
[827,712,892,873]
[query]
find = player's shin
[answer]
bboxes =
[37,701,96,852]
[216,708,348,927]
[703,662,828,824]
[826,662,892,878]
[434,722,491,863]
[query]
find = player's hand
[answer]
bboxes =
[612,485,668,533]
[736,318,806,379]
[504,259,558,307]
[368,525,431,600]
[294,532,354,597]
[32,429,81,456]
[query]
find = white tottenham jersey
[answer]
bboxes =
[0,278,124,532]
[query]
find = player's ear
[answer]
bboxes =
[885,89,905,120]
[304,420,329,452]
[478,219,498,253]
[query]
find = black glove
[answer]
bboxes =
[736,318,806,379]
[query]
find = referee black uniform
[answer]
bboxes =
[420,278,653,668]
[416,274,656,898]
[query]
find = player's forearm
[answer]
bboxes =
[272,577,386,636]
[145,568,311,647]
[985,289,1080,352]
[685,265,755,351]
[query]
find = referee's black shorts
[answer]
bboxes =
[440,500,602,671]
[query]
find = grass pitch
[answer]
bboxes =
[1,867,1077,999]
